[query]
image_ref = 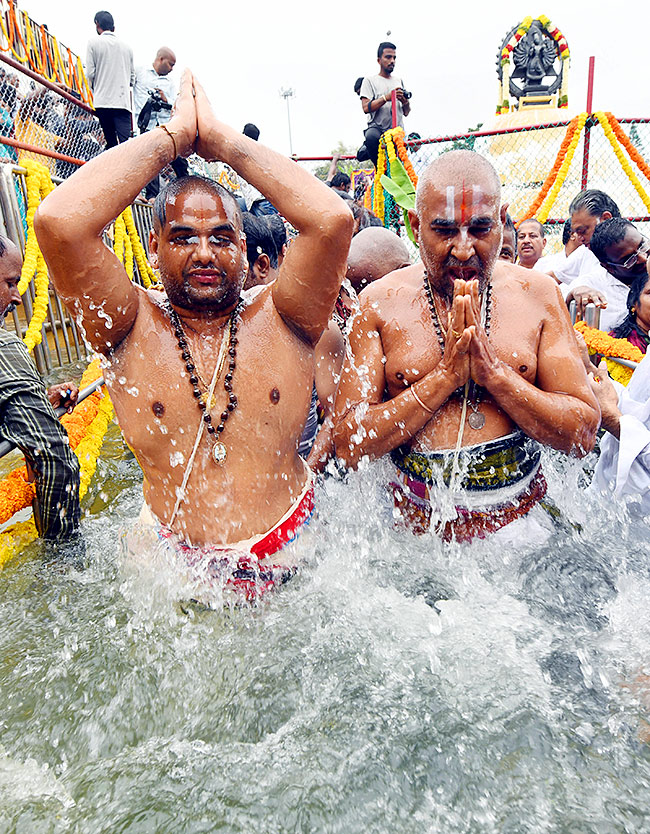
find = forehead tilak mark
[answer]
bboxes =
[446,186,455,221]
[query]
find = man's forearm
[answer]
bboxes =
[335,367,457,467]
[37,128,176,239]
[486,363,599,455]
[203,122,345,233]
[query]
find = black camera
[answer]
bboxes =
[148,90,172,112]
[401,89,412,100]
[137,90,173,133]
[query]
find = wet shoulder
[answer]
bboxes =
[358,264,423,321]
[493,260,562,304]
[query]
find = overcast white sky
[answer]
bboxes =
[21,0,650,157]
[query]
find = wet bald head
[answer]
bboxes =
[414,150,501,217]
[346,226,411,291]
[153,47,176,76]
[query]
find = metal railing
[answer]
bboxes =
[0,161,154,373]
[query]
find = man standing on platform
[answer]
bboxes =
[334,150,599,542]
[86,10,134,148]
[133,47,188,200]
[357,42,411,167]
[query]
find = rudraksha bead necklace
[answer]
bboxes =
[166,299,243,464]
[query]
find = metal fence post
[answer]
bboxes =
[581,56,596,190]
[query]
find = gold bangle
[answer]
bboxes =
[411,385,434,415]
[158,123,178,159]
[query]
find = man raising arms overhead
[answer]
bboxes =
[334,150,599,542]
[35,72,352,597]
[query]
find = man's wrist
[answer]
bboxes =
[477,356,510,397]
[157,124,178,159]
[422,363,462,403]
[601,406,621,438]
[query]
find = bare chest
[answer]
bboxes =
[381,294,542,395]
[103,315,313,469]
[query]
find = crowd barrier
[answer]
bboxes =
[0,161,153,375]
[295,115,650,256]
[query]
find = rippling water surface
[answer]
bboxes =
[2,427,650,833]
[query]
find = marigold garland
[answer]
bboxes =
[0,0,92,103]
[122,206,155,287]
[574,320,642,386]
[373,127,418,227]
[605,113,650,186]
[0,359,105,526]
[518,114,584,222]
[595,112,650,214]
[18,160,55,351]
[0,358,114,564]
[535,112,588,223]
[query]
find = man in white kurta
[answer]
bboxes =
[592,353,650,516]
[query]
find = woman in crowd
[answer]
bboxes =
[610,271,650,354]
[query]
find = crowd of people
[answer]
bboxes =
[499,196,650,355]
[1,24,649,605]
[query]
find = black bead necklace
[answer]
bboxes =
[166,299,243,464]
[423,271,493,430]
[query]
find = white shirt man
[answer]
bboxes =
[593,352,650,517]
[133,48,177,133]
[86,11,134,147]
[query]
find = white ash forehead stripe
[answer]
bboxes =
[446,186,455,221]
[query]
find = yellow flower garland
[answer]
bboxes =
[18,161,55,351]
[115,206,155,288]
[1,175,156,563]
[374,141,386,222]
[536,112,588,223]
[0,383,115,566]
[595,111,650,215]
[373,127,418,225]
[574,320,643,386]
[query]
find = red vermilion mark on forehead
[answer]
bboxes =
[461,179,468,224]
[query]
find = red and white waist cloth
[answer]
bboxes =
[130,473,315,605]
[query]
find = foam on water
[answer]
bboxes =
[2,432,650,832]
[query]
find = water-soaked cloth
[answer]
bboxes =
[390,431,547,542]
[135,475,314,603]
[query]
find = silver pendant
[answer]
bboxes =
[467,411,485,430]
[212,442,227,464]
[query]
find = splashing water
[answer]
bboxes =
[2,423,650,832]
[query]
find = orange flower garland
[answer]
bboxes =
[0,469,35,525]
[518,115,583,222]
[392,128,418,186]
[373,127,418,224]
[574,320,643,386]
[595,112,650,215]
[0,359,105,526]
[606,113,650,185]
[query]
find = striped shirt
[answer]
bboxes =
[0,330,80,539]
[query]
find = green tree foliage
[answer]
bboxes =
[314,141,373,181]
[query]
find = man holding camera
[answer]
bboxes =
[358,42,411,167]
[133,47,188,200]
